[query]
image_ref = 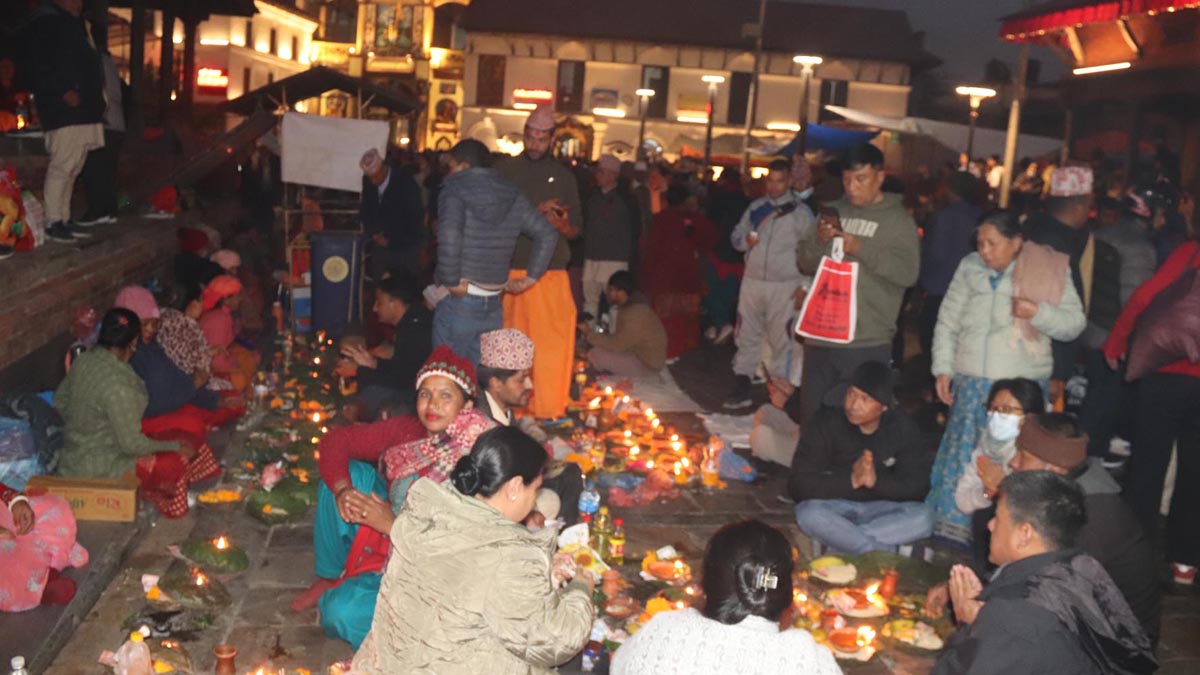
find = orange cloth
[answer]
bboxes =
[502,269,575,420]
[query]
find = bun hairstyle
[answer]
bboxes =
[97,308,142,350]
[701,520,794,625]
[450,427,546,498]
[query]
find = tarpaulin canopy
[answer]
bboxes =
[999,0,1192,40]
[772,123,881,157]
[824,105,1062,160]
[673,123,878,159]
[222,66,419,117]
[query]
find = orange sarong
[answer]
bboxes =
[503,269,575,420]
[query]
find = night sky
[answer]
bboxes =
[784,0,1067,82]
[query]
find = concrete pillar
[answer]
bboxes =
[128,0,146,138]
[180,17,199,113]
[158,5,177,124]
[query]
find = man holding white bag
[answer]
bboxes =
[794,144,920,424]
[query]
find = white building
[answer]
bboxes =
[458,0,937,163]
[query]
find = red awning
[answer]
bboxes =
[999,0,1197,40]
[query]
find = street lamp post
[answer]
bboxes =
[792,55,822,154]
[701,75,725,177]
[955,86,997,161]
[635,88,655,162]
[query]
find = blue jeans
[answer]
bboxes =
[432,294,503,366]
[794,499,934,555]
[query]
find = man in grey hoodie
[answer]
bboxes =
[795,144,920,424]
[433,140,558,365]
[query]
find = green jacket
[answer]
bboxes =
[352,478,594,675]
[796,193,920,348]
[55,348,179,478]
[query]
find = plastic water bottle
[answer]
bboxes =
[10,656,29,675]
[113,632,153,675]
[578,481,601,519]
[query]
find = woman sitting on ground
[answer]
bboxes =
[55,309,219,518]
[0,482,88,612]
[297,346,494,648]
[352,426,594,674]
[198,275,259,391]
[953,378,1044,520]
[114,285,242,440]
[158,283,225,390]
[612,519,840,675]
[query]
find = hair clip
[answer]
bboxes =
[753,566,778,591]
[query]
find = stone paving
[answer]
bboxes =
[36,341,1200,675]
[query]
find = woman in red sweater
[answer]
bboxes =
[1103,240,1200,586]
[294,347,495,648]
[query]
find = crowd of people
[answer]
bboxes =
[0,62,1196,670]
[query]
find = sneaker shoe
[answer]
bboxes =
[713,324,735,345]
[1173,563,1197,585]
[75,212,104,226]
[0,245,13,260]
[723,375,753,410]
[66,222,92,239]
[1101,453,1128,470]
[46,221,76,242]
[144,208,175,220]
[97,213,118,224]
[1109,437,1132,458]
[704,326,717,342]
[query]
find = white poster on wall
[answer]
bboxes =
[281,112,390,193]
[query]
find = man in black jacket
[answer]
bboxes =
[27,0,105,242]
[337,274,432,419]
[933,471,1156,675]
[360,148,426,281]
[935,412,1162,644]
[789,361,934,554]
[1024,165,1121,406]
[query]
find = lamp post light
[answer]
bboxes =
[792,55,823,154]
[955,85,997,161]
[701,75,725,177]
[635,87,655,162]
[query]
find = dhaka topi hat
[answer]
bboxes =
[480,328,535,371]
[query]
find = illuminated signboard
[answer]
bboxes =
[197,68,230,91]
[512,88,553,110]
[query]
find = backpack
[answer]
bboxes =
[1125,244,1200,381]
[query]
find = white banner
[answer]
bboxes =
[281,112,390,193]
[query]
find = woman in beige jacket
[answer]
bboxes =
[352,426,595,674]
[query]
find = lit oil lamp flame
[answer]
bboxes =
[794,590,808,603]
[194,572,208,587]
[311,412,321,423]
[680,457,690,468]
[310,436,320,445]
[320,426,328,433]
[856,625,876,647]
[651,418,661,429]
[622,395,631,403]
[644,408,655,418]
[674,600,686,609]
[865,582,882,602]
[629,446,640,457]
[214,536,229,550]
[670,433,679,442]
[604,386,613,396]
[685,585,696,596]
[624,429,633,439]
[673,462,682,475]
[588,397,602,409]
[313,356,321,365]
[645,460,655,469]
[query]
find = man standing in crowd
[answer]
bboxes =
[77,49,124,226]
[795,144,920,423]
[582,154,641,323]
[933,471,1156,675]
[583,271,667,379]
[917,172,981,356]
[359,148,426,281]
[434,139,557,365]
[476,328,582,525]
[1023,165,1121,407]
[496,105,582,422]
[28,0,105,243]
[723,158,815,410]
[788,362,935,555]
[337,274,432,420]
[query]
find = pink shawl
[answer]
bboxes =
[1011,241,1070,346]
[380,407,496,485]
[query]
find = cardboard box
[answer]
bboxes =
[25,474,139,522]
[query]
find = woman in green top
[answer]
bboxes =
[55,309,208,517]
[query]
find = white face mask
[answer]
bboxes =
[796,187,815,200]
[987,412,1022,442]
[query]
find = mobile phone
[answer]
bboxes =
[818,206,842,231]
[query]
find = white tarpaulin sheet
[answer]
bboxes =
[281,112,389,193]
[824,105,1062,160]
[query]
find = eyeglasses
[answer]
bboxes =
[986,405,1024,415]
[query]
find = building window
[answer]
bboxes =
[556,61,585,113]
[641,65,669,119]
[292,36,299,61]
[726,71,752,126]
[476,54,506,107]
[244,20,253,49]
[243,66,251,94]
[270,29,278,56]
[818,79,848,122]
[267,71,274,84]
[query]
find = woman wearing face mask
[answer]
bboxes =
[952,378,1044,516]
[926,212,1085,545]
